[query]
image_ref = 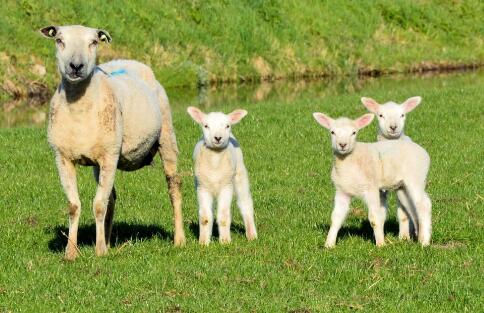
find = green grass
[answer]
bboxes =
[1,0,483,104]
[0,71,483,311]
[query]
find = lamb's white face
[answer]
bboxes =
[361,96,422,139]
[187,107,248,150]
[40,25,111,83]
[313,113,374,155]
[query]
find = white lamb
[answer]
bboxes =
[361,96,422,240]
[40,25,185,260]
[187,107,257,245]
[312,112,432,248]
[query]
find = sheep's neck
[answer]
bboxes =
[61,72,94,104]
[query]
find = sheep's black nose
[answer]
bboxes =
[339,143,347,149]
[390,125,397,131]
[214,136,222,142]
[69,62,84,71]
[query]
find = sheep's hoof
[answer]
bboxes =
[64,247,79,261]
[399,233,411,241]
[219,237,231,245]
[95,245,108,257]
[324,242,336,249]
[376,241,386,247]
[246,232,257,241]
[199,238,210,246]
[174,233,186,247]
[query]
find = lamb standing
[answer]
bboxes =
[187,107,257,245]
[312,112,431,247]
[361,96,422,240]
[40,25,185,260]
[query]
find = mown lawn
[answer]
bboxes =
[0,72,483,312]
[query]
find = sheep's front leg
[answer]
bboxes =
[93,166,116,245]
[365,190,386,247]
[198,188,214,245]
[217,185,234,244]
[234,165,257,240]
[56,154,81,261]
[395,189,416,240]
[325,190,351,248]
[93,158,118,256]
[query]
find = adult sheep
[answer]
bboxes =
[40,25,185,260]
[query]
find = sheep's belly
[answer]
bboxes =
[118,134,159,171]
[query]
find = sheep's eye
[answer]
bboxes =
[90,40,98,47]
[226,125,230,129]
[401,114,405,118]
[352,131,356,135]
[55,38,63,45]
[379,114,384,118]
[331,131,335,135]
[204,124,208,129]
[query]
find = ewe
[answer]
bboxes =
[312,112,431,248]
[187,107,257,245]
[361,96,422,240]
[40,25,185,260]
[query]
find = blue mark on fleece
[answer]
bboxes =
[109,69,127,76]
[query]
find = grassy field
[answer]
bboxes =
[0,71,482,312]
[1,0,483,106]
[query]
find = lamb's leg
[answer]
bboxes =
[198,188,214,245]
[366,190,386,247]
[56,154,81,261]
[157,96,185,247]
[92,158,118,256]
[405,186,432,246]
[234,164,257,240]
[396,189,416,240]
[93,167,116,246]
[325,190,351,248]
[217,185,234,244]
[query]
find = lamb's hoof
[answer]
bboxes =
[174,233,186,247]
[246,232,258,241]
[399,233,411,241]
[64,247,79,261]
[376,241,386,247]
[95,245,108,257]
[219,236,231,245]
[199,238,210,246]
[324,242,336,249]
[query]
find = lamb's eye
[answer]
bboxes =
[204,124,208,129]
[401,114,405,118]
[352,131,356,135]
[226,125,230,129]
[90,40,98,47]
[55,38,63,45]
[331,131,335,135]
[379,114,384,118]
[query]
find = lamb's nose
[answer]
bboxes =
[69,62,84,71]
[339,143,347,149]
[214,136,222,143]
[390,125,397,131]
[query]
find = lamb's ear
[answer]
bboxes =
[40,26,58,38]
[313,112,334,130]
[228,109,248,125]
[187,106,205,124]
[402,96,421,113]
[361,97,380,113]
[97,29,112,43]
[354,113,374,130]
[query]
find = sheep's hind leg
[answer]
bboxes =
[234,164,257,240]
[92,157,118,256]
[396,189,416,240]
[366,190,386,247]
[93,166,116,247]
[56,154,81,261]
[325,190,351,248]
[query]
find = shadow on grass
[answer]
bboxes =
[46,222,172,252]
[188,220,246,239]
[317,218,400,242]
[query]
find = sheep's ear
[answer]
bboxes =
[361,97,380,113]
[40,26,58,38]
[402,96,421,113]
[354,113,374,130]
[313,112,334,130]
[228,109,247,125]
[187,106,205,124]
[97,29,112,43]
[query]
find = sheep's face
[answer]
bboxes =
[40,25,111,83]
[187,107,248,150]
[313,113,374,155]
[361,97,421,139]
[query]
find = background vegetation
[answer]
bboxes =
[1,0,483,105]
